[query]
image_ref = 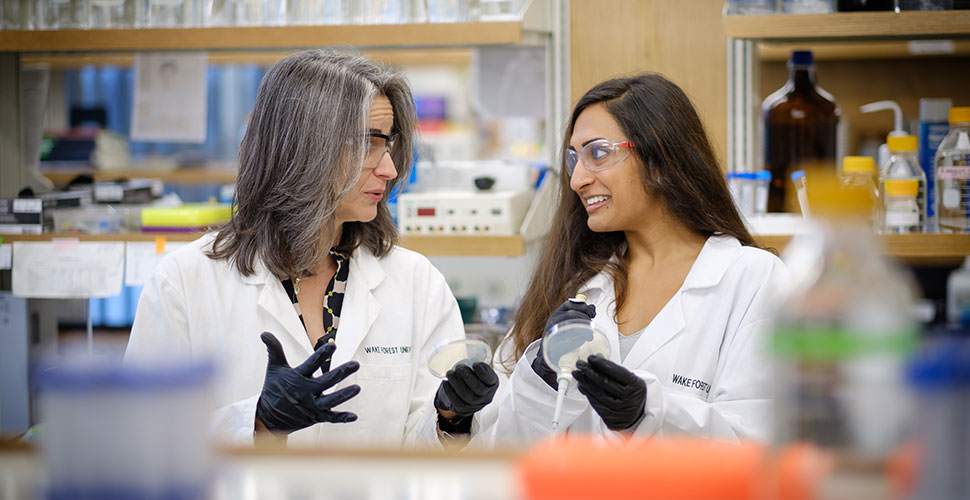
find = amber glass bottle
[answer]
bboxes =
[763,50,841,212]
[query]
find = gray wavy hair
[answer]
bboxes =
[208,48,416,278]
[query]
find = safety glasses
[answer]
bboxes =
[365,132,397,167]
[565,139,635,176]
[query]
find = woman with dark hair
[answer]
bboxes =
[126,49,497,447]
[487,74,788,444]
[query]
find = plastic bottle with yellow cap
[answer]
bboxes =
[839,155,879,229]
[880,134,927,233]
[934,106,970,233]
[884,179,922,234]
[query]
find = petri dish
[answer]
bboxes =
[542,319,611,375]
[427,337,493,378]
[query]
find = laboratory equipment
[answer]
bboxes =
[427,336,493,379]
[397,189,532,235]
[839,156,879,229]
[36,345,214,499]
[935,106,970,233]
[906,337,970,500]
[773,168,917,457]
[881,136,927,233]
[542,318,611,430]
[140,202,231,232]
[884,179,922,233]
[763,50,841,212]
[837,0,893,10]
[141,0,200,27]
[754,170,771,215]
[918,98,952,227]
[726,0,776,14]
[89,0,136,27]
[790,170,810,217]
[38,0,88,29]
[947,257,970,325]
[783,0,835,13]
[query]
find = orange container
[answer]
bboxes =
[517,437,828,500]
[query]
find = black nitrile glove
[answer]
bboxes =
[531,299,596,390]
[435,361,499,417]
[573,354,646,432]
[256,332,361,434]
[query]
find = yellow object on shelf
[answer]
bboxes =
[140,203,232,229]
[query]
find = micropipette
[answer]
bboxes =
[542,295,610,431]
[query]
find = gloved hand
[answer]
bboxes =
[256,332,361,434]
[532,299,596,390]
[434,362,499,417]
[573,354,646,431]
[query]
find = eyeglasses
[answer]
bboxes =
[365,132,397,167]
[565,139,635,176]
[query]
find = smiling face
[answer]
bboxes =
[568,103,659,233]
[335,94,397,224]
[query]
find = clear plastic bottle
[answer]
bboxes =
[879,135,927,233]
[773,168,917,458]
[763,50,841,213]
[935,107,970,234]
[884,179,922,234]
[840,155,879,229]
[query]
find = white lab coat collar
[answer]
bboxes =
[578,234,742,368]
[240,245,387,366]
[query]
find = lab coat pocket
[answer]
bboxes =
[354,363,413,443]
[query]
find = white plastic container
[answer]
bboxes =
[948,256,970,326]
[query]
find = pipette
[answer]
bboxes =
[543,295,610,431]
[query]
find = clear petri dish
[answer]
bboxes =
[427,336,493,379]
[542,319,611,375]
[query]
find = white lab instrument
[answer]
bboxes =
[427,336,493,378]
[542,318,611,431]
[397,190,532,235]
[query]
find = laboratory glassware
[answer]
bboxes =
[542,318,611,430]
[763,50,840,212]
[935,107,970,233]
[880,135,927,233]
[773,169,917,458]
[426,336,493,378]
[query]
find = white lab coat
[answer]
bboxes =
[125,234,465,448]
[482,234,790,446]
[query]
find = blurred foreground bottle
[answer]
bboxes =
[772,168,918,458]
[763,51,841,213]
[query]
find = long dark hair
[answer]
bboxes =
[208,49,416,278]
[504,73,756,367]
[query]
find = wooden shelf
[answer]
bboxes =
[0,232,204,243]
[40,166,238,186]
[399,234,525,257]
[756,233,970,265]
[758,40,970,61]
[724,10,970,41]
[0,22,535,53]
[21,48,473,69]
[1,233,527,257]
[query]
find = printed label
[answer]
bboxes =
[886,211,919,228]
[937,166,970,180]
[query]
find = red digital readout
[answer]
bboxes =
[417,208,436,217]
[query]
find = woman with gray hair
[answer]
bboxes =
[126,49,498,447]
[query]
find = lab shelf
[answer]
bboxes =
[755,233,970,265]
[723,10,970,41]
[39,165,239,186]
[399,234,525,257]
[0,232,205,243]
[1,233,528,257]
[21,48,473,69]
[757,40,970,61]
